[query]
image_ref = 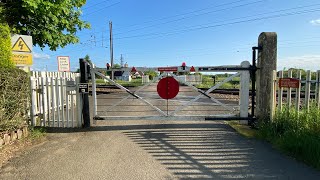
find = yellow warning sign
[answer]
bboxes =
[12,53,33,65]
[12,37,31,53]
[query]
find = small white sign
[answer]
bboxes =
[57,56,70,72]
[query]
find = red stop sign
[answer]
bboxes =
[157,77,179,99]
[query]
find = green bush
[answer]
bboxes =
[0,23,14,68]
[0,67,29,131]
[258,104,320,169]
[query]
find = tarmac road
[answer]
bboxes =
[1,120,320,180]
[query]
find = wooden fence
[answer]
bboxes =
[30,71,82,128]
[273,69,320,112]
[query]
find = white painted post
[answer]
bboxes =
[278,71,283,110]
[239,61,250,124]
[30,77,37,126]
[91,66,97,119]
[56,78,60,127]
[51,77,55,127]
[71,91,75,128]
[46,77,51,127]
[305,70,311,112]
[60,77,65,127]
[287,70,292,107]
[270,70,277,120]
[295,70,301,112]
[66,78,70,128]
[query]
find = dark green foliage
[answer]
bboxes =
[258,105,320,169]
[0,67,29,131]
[0,0,90,50]
[0,23,14,68]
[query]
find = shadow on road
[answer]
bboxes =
[122,123,270,179]
[43,122,320,179]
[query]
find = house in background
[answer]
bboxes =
[114,71,132,81]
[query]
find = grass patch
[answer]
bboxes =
[227,121,257,138]
[29,127,46,140]
[257,104,320,170]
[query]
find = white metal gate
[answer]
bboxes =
[89,61,251,121]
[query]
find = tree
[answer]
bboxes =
[84,54,92,64]
[0,0,90,50]
[144,70,158,80]
[113,63,121,68]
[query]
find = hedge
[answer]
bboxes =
[0,23,14,68]
[0,67,29,131]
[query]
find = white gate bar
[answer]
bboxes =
[93,70,167,116]
[51,77,55,127]
[60,77,65,127]
[278,71,283,110]
[71,92,75,128]
[30,77,36,126]
[96,114,238,121]
[305,70,311,112]
[171,72,240,116]
[90,64,98,118]
[46,77,51,127]
[56,78,60,127]
[287,70,292,107]
[104,73,166,112]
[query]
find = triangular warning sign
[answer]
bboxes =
[12,37,31,52]
[131,67,137,72]
[190,66,196,72]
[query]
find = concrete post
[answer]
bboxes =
[239,61,250,124]
[256,32,277,122]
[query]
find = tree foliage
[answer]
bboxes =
[0,0,90,50]
[0,22,14,68]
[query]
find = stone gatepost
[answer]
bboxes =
[256,32,277,122]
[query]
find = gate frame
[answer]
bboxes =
[86,59,257,124]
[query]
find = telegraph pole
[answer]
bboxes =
[109,21,114,80]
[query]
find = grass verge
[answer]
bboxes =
[227,105,320,171]
[227,121,257,138]
[257,105,320,170]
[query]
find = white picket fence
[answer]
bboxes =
[273,69,320,112]
[30,71,82,128]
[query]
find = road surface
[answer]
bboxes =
[1,120,320,180]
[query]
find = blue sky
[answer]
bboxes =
[32,0,320,72]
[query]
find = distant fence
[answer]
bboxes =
[30,71,82,128]
[273,69,320,112]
